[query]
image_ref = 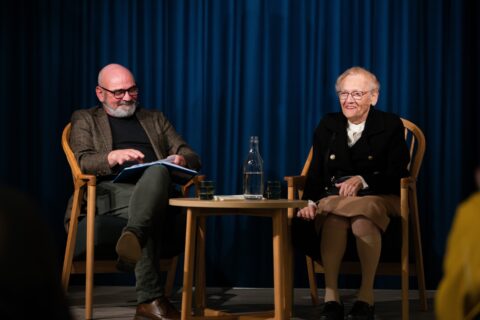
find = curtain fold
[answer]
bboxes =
[1,0,478,288]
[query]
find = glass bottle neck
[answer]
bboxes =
[249,136,259,152]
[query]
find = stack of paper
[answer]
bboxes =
[113,159,198,185]
[213,195,247,201]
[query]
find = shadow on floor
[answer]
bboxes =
[68,286,436,320]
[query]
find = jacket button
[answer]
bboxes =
[325,187,328,190]
[368,155,373,160]
[330,154,336,160]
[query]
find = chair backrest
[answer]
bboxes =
[400,118,426,181]
[62,123,83,182]
[299,117,426,181]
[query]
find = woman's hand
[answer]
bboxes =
[297,202,317,220]
[335,175,363,196]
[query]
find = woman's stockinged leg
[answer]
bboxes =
[321,214,349,302]
[351,216,381,305]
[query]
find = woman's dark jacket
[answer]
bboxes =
[303,108,410,201]
[293,108,410,260]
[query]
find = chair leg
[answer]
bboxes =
[401,243,409,320]
[85,185,96,320]
[402,236,409,320]
[164,256,178,298]
[401,186,409,320]
[306,256,319,305]
[411,188,428,311]
[62,187,83,290]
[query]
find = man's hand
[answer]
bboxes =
[107,149,145,167]
[335,175,363,197]
[166,154,187,167]
[297,203,317,220]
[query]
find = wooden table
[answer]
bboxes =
[169,198,307,320]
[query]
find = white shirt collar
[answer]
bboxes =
[347,120,366,132]
[347,120,366,147]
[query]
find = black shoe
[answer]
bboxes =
[346,300,375,320]
[319,301,344,320]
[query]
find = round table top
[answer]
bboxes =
[169,197,307,209]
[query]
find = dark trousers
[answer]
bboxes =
[96,165,171,303]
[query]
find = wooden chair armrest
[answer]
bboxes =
[400,176,415,189]
[284,175,307,188]
[77,174,96,185]
[71,174,96,190]
[182,175,206,197]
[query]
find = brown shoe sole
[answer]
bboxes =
[115,231,142,263]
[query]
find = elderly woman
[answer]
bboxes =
[295,67,410,320]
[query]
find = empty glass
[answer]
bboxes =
[199,181,215,200]
[265,181,281,199]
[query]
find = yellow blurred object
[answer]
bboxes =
[436,192,480,320]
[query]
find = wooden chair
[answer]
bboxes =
[61,122,204,320]
[285,118,427,320]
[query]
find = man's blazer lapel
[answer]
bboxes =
[136,108,164,159]
[94,107,113,152]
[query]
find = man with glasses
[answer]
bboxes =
[66,63,201,320]
[295,67,410,320]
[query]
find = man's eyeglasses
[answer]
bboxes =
[99,85,139,99]
[337,90,371,101]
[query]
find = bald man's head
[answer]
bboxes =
[95,63,138,118]
[97,64,135,87]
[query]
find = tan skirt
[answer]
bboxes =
[316,195,401,231]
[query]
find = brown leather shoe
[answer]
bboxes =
[134,297,181,320]
[116,230,142,264]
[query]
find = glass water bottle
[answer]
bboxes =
[243,136,264,199]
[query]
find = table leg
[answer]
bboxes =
[182,208,197,320]
[284,210,293,317]
[195,215,207,315]
[272,209,286,320]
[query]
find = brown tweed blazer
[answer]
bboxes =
[69,106,201,175]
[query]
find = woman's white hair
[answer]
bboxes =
[335,66,380,92]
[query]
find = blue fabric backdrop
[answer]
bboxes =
[1,0,479,289]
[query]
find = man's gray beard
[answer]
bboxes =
[103,101,137,118]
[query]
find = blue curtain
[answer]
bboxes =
[1,0,479,289]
